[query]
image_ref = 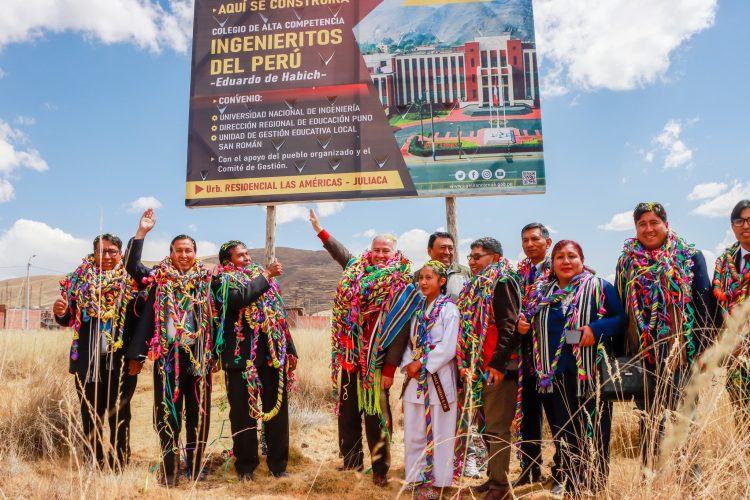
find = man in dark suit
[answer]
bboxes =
[615,202,717,469]
[714,200,750,422]
[54,233,142,470]
[124,208,215,486]
[212,240,297,481]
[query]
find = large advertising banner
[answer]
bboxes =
[186,0,545,207]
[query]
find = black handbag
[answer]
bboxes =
[598,355,651,401]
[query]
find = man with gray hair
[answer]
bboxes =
[309,209,419,488]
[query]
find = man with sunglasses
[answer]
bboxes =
[714,200,750,424]
[53,234,143,470]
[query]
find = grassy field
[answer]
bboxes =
[2,311,750,498]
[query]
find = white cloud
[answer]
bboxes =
[534,0,717,94]
[598,211,633,232]
[395,229,431,267]
[187,223,198,233]
[0,119,49,203]
[355,228,378,239]
[275,202,345,225]
[0,0,194,53]
[14,116,36,126]
[687,182,727,201]
[0,219,89,279]
[43,102,58,112]
[0,179,15,203]
[691,182,750,218]
[642,119,695,169]
[275,204,308,225]
[314,201,345,217]
[0,67,5,79]
[128,195,162,213]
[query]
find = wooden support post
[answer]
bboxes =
[265,205,276,267]
[445,196,458,263]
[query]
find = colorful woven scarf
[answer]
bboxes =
[412,294,452,485]
[525,272,606,394]
[616,231,697,364]
[141,257,214,404]
[454,258,517,475]
[517,257,551,308]
[713,242,750,314]
[59,255,137,361]
[214,262,292,422]
[330,251,418,417]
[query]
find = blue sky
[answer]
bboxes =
[1,0,748,282]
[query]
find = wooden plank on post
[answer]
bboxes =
[265,205,276,267]
[445,196,458,263]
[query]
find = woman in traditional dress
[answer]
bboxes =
[517,240,626,495]
[401,260,460,498]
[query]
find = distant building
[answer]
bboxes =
[364,35,539,111]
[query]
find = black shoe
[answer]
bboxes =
[238,471,254,482]
[373,473,388,487]
[473,480,492,493]
[272,471,289,478]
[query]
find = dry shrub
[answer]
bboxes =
[0,331,77,461]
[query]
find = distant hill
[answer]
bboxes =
[355,0,535,46]
[0,247,343,315]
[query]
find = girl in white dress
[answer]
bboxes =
[401,260,460,497]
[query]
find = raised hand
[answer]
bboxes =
[135,208,156,239]
[53,297,68,318]
[309,208,322,233]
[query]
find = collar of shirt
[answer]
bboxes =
[741,245,750,263]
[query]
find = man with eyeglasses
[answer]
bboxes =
[53,234,143,471]
[615,202,716,471]
[457,237,521,500]
[308,209,419,488]
[714,200,750,425]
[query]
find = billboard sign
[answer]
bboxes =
[186,0,545,207]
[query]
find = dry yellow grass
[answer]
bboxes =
[2,308,750,498]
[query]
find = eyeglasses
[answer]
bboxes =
[467,253,490,261]
[97,249,121,256]
[732,217,750,228]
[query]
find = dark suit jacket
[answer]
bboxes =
[211,274,298,370]
[55,288,145,379]
[123,238,213,361]
[615,249,718,360]
[488,278,522,372]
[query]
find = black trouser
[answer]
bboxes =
[518,371,560,480]
[225,365,290,476]
[540,370,612,493]
[153,353,212,478]
[338,370,391,475]
[636,364,690,469]
[74,361,137,469]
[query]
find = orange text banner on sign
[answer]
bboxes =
[186,171,404,200]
